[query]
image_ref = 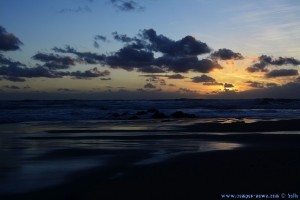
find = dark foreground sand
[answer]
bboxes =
[2,135,300,200]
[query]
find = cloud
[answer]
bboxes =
[229,82,300,99]
[165,74,185,79]
[203,82,223,86]
[67,68,110,79]
[106,46,154,70]
[101,77,111,81]
[57,88,76,92]
[32,52,76,69]
[58,6,91,14]
[0,26,23,51]
[94,35,108,49]
[159,79,166,86]
[3,85,20,89]
[266,83,278,87]
[112,32,135,43]
[142,29,211,56]
[210,48,244,60]
[191,75,216,83]
[94,35,107,42]
[177,88,198,95]
[144,83,156,89]
[110,0,144,12]
[0,53,109,80]
[0,64,61,78]
[155,56,222,73]
[265,69,298,78]
[246,81,264,88]
[96,29,219,73]
[52,46,106,64]
[137,66,166,73]
[3,76,26,82]
[0,53,26,67]
[247,55,300,73]
[224,83,234,88]
[168,83,176,87]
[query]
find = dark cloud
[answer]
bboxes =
[0,64,61,78]
[52,46,106,64]
[94,35,108,49]
[137,66,166,73]
[57,88,75,92]
[67,68,110,79]
[112,32,134,43]
[144,83,156,89]
[106,46,154,70]
[0,53,26,67]
[265,69,298,78]
[94,41,100,49]
[3,76,26,82]
[159,79,166,86]
[247,55,300,73]
[266,83,278,87]
[58,6,91,14]
[177,88,198,95]
[1,52,109,80]
[226,82,300,99]
[165,74,185,79]
[100,77,112,81]
[32,52,75,70]
[191,75,216,83]
[110,0,144,12]
[155,56,222,73]
[94,35,107,42]
[203,82,223,86]
[142,29,211,56]
[104,29,218,73]
[246,81,264,88]
[267,56,300,66]
[168,83,176,87]
[3,85,20,89]
[224,83,234,88]
[0,26,23,51]
[210,48,243,60]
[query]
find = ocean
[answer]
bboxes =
[1,99,300,123]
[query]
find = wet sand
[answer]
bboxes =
[1,119,300,200]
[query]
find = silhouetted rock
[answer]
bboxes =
[152,112,167,119]
[171,111,196,118]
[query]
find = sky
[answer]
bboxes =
[1,0,300,99]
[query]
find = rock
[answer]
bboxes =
[171,111,196,118]
[152,112,167,119]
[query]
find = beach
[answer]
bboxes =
[1,116,300,200]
